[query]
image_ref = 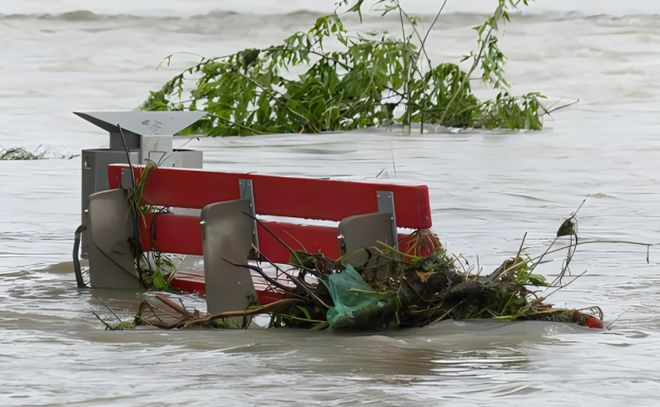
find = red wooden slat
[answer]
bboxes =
[256,222,341,263]
[170,272,204,293]
[170,272,285,304]
[108,164,432,229]
[138,214,340,263]
[139,214,201,255]
[139,213,413,264]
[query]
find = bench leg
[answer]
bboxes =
[201,199,257,314]
[87,189,141,289]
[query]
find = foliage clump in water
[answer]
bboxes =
[0,145,77,160]
[0,146,47,160]
[258,230,603,331]
[131,225,604,331]
[141,0,547,135]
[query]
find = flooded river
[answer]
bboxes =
[1,1,660,405]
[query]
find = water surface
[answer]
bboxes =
[1,1,659,405]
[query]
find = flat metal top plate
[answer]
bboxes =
[74,111,206,136]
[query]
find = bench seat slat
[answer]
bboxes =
[109,165,432,229]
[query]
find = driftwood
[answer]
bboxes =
[135,294,303,329]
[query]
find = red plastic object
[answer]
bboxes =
[584,316,604,329]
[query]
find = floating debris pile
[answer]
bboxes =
[130,224,605,331]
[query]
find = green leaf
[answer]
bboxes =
[557,217,577,237]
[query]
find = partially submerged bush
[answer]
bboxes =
[142,0,547,135]
[0,145,77,160]
[0,146,46,160]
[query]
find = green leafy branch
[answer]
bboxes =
[142,1,547,135]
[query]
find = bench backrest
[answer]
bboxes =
[108,164,432,264]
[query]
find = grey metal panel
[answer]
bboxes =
[74,111,206,137]
[174,149,203,169]
[338,212,395,267]
[81,149,139,258]
[149,148,204,168]
[377,190,398,249]
[139,135,172,165]
[108,131,140,150]
[201,199,257,314]
[239,179,259,250]
[87,189,141,289]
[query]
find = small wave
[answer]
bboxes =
[58,10,99,21]
[2,10,100,21]
[0,10,140,21]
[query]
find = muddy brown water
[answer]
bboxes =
[1,1,660,405]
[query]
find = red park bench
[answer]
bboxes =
[85,164,435,314]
